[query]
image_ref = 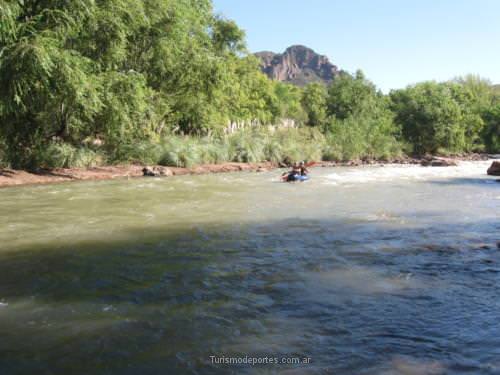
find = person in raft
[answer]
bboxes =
[299,161,309,176]
[282,162,307,182]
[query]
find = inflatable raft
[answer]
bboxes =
[284,174,309,182]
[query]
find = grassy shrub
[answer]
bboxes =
[16,124,404,171]
[39,143,79,168]
[294,128,325,162]
[227,130,266,163]
[37,143,104,168]
[72,147,105,167]
[154,128,327,167]
[159,137,201,167]
[110,141,163,165]
[262,136,284,164]
[324,115,402,161]
[198,140,231,164]
[81,124,402,170]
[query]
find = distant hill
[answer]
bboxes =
[255,45,340,86]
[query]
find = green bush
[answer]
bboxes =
[4,123,406,171]
[72,147,105,168]
[262,136,284,164]
[227,130,265,163]
[273,128,324,164]
[110,142,163,165]
[151,128,327,167]
[159,137,200,168]
[198,140,231,164]
[37,143,104,169]
[324,114,402,161]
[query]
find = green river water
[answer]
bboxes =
[0,161,499,374]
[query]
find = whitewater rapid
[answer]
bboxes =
[321,160,496,185]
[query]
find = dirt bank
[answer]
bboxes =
[0,162,277,188]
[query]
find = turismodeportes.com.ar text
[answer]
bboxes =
[209,355,312,366]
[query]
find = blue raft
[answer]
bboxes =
[285,174,309,182]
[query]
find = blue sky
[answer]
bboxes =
[213,0,500,92]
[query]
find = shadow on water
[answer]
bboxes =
[0,218,500,375]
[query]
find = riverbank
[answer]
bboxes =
[0,162,276,188]
[0,154,492,188]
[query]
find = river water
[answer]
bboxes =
[0,161,498,374]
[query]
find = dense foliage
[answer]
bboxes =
[0,1,498,169]
[323,71,401,161]
[390,76,498,154]
[0,0,280,167]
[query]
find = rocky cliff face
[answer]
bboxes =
[255,45,339,86]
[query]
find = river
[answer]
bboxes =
[0,161,499,374]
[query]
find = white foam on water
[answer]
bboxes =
[305,267,426,296]
[379,356,447,375]
[321,160,494,185]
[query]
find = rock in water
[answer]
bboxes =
[155,166,173,176]
[420,157,457,167]
[142,166,159,177]
[487,161,500,176]
[142,166,173,177]
[142,167,154,176]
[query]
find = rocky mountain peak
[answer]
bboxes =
[255,45,339,86]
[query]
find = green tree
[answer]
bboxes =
[0,0,103,166]
[0,0,281,166]
[211,16,246,54]
[301,82,327,126]
[324,70,400,160]
[271,82,307,124]
[481,104,500,153]
[447,75,495,152]
[390,82,466,155]
[327,70,381,119]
